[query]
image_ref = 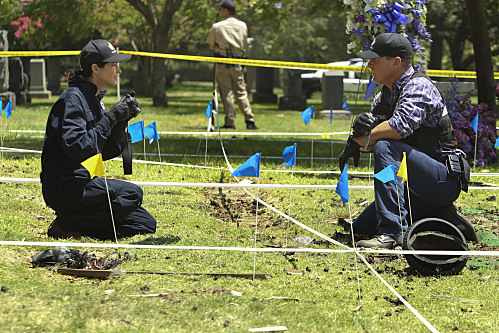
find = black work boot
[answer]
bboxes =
[47,216,81,239]
[357,235,396,249]
[246,121,259,130]
[221,124,236,129]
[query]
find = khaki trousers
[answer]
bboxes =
[216,64,255,126]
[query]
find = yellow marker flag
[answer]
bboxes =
[397,152,408,183]
[81,153,105,179]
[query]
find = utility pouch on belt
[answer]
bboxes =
[459,155,470,192]
[445,154,462,177]
[446,154,470,192]
[121,131,133,175]
[225,49,234,68]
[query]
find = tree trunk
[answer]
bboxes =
[151,56,168,107]
[445,10,469,71]
[126,0,183,107]
[466,0,496,113]
[428,34,443,70]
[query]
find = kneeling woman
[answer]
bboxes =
[41,39,156,240]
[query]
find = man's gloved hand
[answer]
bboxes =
[338,135,360,171]
[124,91,141,119]
[352,112,376,137]
[104,91,141,125]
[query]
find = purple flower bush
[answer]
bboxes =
[444,78,499,166]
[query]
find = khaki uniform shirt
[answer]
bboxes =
[207,17,247,57]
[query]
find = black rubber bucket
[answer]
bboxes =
[403,218,469,276]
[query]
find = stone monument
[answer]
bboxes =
[252,67,277,103]
[245,37,257,98]
[0,30,16,108]
[278,69,306,110]
[9,57,30,105]
[29,58,52,99]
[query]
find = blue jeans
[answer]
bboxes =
[353,139,461,238]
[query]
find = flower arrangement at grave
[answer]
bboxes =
[343,0,431,56]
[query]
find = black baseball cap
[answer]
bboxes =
[357,33,413,59]
[217,0,236,13]
[80,39,131,69]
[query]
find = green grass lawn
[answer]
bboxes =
[0,82,498,332]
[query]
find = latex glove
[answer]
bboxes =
[352,112,376,137]
[338,135,360,171]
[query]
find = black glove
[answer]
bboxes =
[104,92,141,125]
[352,112,376,137]
[124,91,141,119]
[338,135,360,171]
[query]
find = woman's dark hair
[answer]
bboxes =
[65,60,106,81]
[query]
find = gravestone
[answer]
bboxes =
[0,30,16,108]
[245,37,257,98]
[434,81,475,95]
[29,58,52,99]
[8,57,30,105]
[279,69,306,110]
[253,67,277,103]
[322,71,343,110]
[46,56,62,94]
[0,30,8,93]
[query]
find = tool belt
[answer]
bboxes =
[214,51,247,68]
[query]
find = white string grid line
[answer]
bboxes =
[1,147,499,179]
[1,177,497,191]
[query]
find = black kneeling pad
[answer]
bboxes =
[403,218,469,276]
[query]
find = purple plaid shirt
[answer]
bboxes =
[372,66,445,139]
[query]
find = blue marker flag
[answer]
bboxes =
[374,165,397,184]
[494,136,499,149]
[0,99,2,116]
[300,105,313,125]
[364,75,377,101]
[204,101,212,118]
[144,121,160,143]
[335,165,349,205]
[329,106,333,123]
[470,113,479,134]
[282,143,297,166]
[127,120,145,143]
[3,98,12,118]
[232,152,261,177]
[342,98,351,113]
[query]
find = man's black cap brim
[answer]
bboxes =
[357,50,381,59]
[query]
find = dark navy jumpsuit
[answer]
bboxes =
[41,79,156,240]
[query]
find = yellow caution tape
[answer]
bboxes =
[1,50,497,79]
[0,51,80,57]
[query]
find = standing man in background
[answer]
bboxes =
[208,0,259,130]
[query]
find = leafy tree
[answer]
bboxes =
[427,0,497,112]
[242,0,349,63]
[1,0,101,50]
[466,0,496,112]
[427,0,498,72]
[119,0,217,106]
